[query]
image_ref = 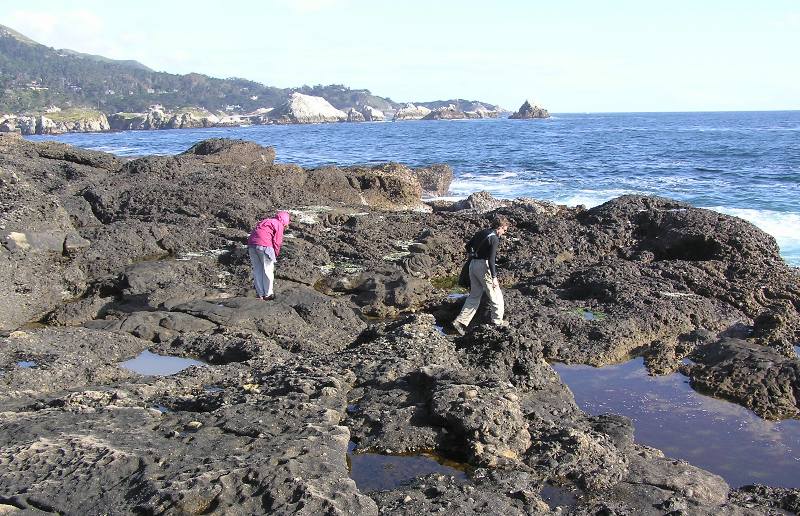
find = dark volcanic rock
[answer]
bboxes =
[411,163,453,196]
[182,137,276,166]
[0,327,151,407]
[1,136,798,514]
[687,338,800,420]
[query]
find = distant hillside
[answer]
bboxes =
[0,23,499,116]
[416,99,504,112]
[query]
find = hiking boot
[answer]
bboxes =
[493,320,509,328]
[263,294,275,301]
[451,320,466,336]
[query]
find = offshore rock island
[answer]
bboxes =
[1,133,798,514]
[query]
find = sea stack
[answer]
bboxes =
[509,100,550,119]
[269,92,347,124]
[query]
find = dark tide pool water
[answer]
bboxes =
[119,350,205,376]
[347,442,467,492]
[27,112,800,265]
[553,358,800,488]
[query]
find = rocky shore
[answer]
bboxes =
[0,95,516,135]
[1,133,798,515]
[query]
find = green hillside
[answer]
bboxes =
[0,24,502,117]
[0,24,398,114]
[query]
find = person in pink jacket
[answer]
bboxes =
[247,211,291,300]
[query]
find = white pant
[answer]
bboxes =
[455,259,504,326]
[248,245,275,297]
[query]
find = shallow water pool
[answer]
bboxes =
[348,442,467,492]
[553,358,800,488]
[119,350,206,376]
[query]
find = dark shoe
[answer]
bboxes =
[451,320,466,336]
[263,294,275,301]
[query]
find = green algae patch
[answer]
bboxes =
[44,108,105,122]
[432,274,459,289]
[572,308,606,321]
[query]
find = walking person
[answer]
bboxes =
[247,211,291,300]
[452,215,510,335]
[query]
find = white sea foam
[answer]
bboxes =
[705,206,800,265]
[448,170,532,199]
[553,189,635,208]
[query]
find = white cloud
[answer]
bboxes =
[272,0,347,13]
[4,8,130,58]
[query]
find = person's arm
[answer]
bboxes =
[488,235,499,279]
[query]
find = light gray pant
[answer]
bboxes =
[455,259,504,326]
[248,245,275,297]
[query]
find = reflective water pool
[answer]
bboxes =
[348,442,468,492]
[119,350,206,376]
[553,358,800,488]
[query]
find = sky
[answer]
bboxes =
[1,0,799,112]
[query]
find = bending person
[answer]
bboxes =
[452,215,509,335]
[247,211,291,300]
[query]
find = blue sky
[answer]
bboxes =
[2,0,798,112]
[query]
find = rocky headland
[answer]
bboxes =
[1,133,798,514]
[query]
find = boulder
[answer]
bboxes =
[182,138,276,166]
[449,191,508,212]
[393,103,431,121]
[509,99,550,119]
[411,163,453,196]
[269,92,347,124]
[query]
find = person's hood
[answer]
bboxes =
[276,211,290,226]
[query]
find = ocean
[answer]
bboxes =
[28,111,800,265]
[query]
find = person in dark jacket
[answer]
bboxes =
[452,215,509,335]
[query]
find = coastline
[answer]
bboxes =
[1,134,799,513]
[23,112,800,267]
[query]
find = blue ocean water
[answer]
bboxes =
[28,111,800,264]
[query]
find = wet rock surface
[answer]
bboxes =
[1,135,799,514]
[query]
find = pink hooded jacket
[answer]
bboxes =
[247,211,291,255]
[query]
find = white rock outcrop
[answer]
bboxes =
[360,105,385,122]
[422,104,467,120]
[347,108,366,122]
[465,105,500,119]
[270,92,347,124]
[393,103,431,121]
